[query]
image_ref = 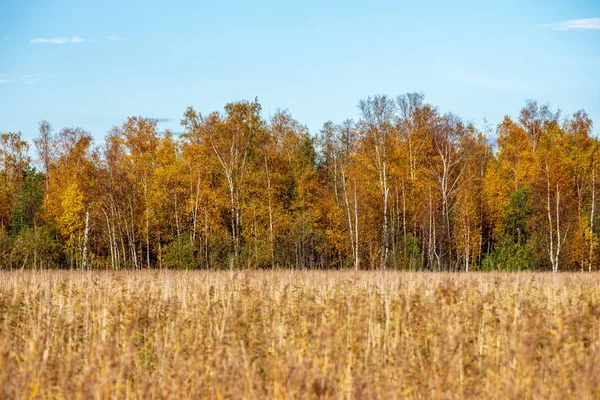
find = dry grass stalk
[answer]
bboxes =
[0,271,599,399]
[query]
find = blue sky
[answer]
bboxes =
[1,0,599,142]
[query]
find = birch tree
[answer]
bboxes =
[358,95,396,268]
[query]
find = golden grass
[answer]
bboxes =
[0,270,599,399]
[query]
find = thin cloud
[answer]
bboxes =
[108,36,126,41]
[22,74,60,78]
[541,18,600,31]
[0,74,60,84]
[21,74,61,84]
[3,37,8,41]
[149,118,172,123]
[30,36,95,44]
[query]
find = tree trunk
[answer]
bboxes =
[354,178,360,270]
[144,174,150,269]
[341,166,356,269]
[82,210,89,270]
[265,157,275,269]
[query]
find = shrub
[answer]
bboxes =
[163,234,198,269]
[10,227,61,269]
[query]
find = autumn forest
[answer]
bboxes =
[0,94,597,271]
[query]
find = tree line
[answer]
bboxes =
[0,94,596,271]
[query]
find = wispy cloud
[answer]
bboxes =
[149,118,171,123]
[30,36,95,44]
[108,36,126,41]
[541,18,600,31]
[3,37,8,41]
[452,70,522,91]
[21,74,61,84]
[0,74,60,85]
[22,74,60,78]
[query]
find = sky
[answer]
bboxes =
[1,0,599,143]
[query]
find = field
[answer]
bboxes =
[0,271,599,399]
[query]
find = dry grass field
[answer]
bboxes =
[0,271,599,399]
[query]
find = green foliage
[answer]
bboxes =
[163,235,198,269]
[403,233,422,270]
[283,176,298,210]
[240,240,273,269]
[481,239,532,271]
[301,136,317,170]
[9,167,45,236]
[504,189,532,245]
[1,227,60,269]
[481,189,534,271]
[0,233,12,268]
